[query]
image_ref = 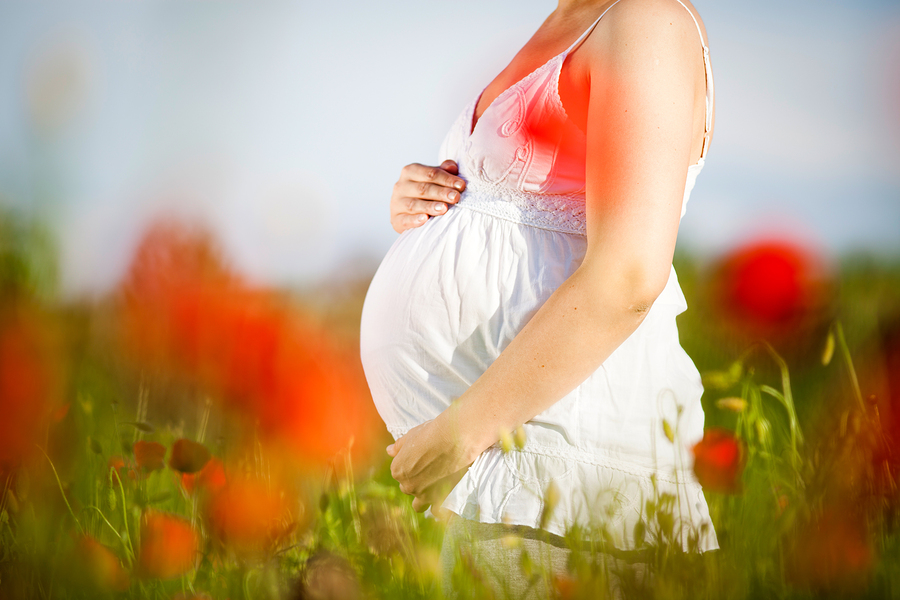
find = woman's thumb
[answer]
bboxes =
[386,436,403,457]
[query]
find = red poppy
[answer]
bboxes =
[133,440,166,472]
[118,222,380,466]
[552,573,578,600]
[707,239,831,343]
[137,511,198,579]
[245,325,379,464]
[108,455,127,485]
[691,428,745,494]
[51,402,70,422]
[205,478,296,556]
[180,456,227,497]
[75,535,130,591]
[168,438,210,474]
[0,307,62,471]
[786,507,873,591]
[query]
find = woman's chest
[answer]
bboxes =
[454,57,589,194]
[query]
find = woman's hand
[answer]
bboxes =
[390,160,467,233]
[386,414,478,513]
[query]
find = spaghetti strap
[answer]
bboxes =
[564,0,625,55]
[670,0,714,158]
[671,0,707,47]
[565,0,714,158]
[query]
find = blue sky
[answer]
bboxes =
[0,0,898,297]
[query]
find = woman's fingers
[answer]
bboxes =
[394,179,462,206]
[406,468,468,514]
[392,213,429,233]
[401,162,466,193]
[390,161,466,233]
[386,437,401,457]
[440,159,459,175]
[401,197,453,216]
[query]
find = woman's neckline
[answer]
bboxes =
[468,0,630,137]
[465,52,707,171]
[468,49,569,138]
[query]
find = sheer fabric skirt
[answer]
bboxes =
[360,190,717,552]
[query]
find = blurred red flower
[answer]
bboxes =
[133,440,166,472]
[51,402,70,422]
[118,222,379,465]
[786,507,873,591]
[552,573,578,600]
[108,455,127,485]
[0,306,63,472]
[876,319,900,510]
[205,477,296,556]
[691,428,745,494]
[168,438,210,474]
[75,535,130,592]
[180,456,226,498]
[137,511,198,579]
[708,239,831,343]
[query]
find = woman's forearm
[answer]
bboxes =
[444,259,666,460]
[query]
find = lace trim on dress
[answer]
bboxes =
[441,444,718,551]
[458,177,587,236]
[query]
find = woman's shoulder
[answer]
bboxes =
[582,0,708,64]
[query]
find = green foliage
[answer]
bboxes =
[2,234,900,598]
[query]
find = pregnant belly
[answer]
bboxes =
[359,206,587,439]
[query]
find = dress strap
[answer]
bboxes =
[571,0,714,159]
[563,0,625,55]
[670,0,714,158]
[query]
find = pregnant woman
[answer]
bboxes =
[361,0,717,592]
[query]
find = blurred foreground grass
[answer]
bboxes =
[1,210,900,599]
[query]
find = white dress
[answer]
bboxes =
[360,0,718,551]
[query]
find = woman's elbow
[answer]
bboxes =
[588,260,671,316]
[628,279,667,316]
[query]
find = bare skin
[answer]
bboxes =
[386,0,715,514]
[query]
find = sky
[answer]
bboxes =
[0,0,898,298]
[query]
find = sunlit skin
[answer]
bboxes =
[386,0,715,513]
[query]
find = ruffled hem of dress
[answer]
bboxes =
[440,445,719,553]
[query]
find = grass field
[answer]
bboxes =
[1,214,899,599]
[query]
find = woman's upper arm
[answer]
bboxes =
[580,0,702,302]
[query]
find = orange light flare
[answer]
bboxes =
[116,220,381,468]
[691,428,746,494]
[136,511,199,580]
[704,238,835,353]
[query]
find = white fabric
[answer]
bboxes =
[360,0,717,551]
